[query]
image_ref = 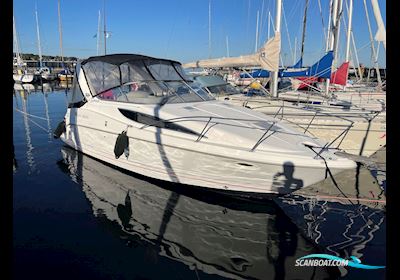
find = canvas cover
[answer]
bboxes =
[241,52,333,79]
[292,58,303,69]
[183,33,281,71]
[280,51,333,78]
[81,58,190,96]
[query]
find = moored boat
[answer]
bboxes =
[56,53,356,195]
[194,75,385,157]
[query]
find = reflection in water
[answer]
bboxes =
[42,92,52,139]
[13,143,18,172]
[16,89,36,173]
[13,82,66,172]
[57,146,340,280]
[276,195,386,277]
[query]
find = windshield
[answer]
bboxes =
[82,59,215,104]
[206,83,241,96]
[96,80,214,104]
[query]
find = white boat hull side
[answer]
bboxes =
[58,74,73,81]
[13,74,38,83]
[60,108,354,195]
[41,73,57,81]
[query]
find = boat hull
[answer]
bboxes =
[41,73,57,81]
[60,104,355,195]
[13,74,39,83]
[58,74,73,81]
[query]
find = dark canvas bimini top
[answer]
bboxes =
[81,53,182,66]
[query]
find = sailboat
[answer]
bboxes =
[317,0,386,108]
[34,5,57,81]
[56,0,73,82]
[13,15,40,84]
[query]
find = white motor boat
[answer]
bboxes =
[58,69,74,82]
[36,66,57,81]
[57,54,355,195]
[13,69,40,84]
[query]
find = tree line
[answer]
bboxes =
[14,53,78,61]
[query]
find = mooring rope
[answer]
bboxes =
[15,108,48,120]
[27,117,50,134]
[15,108,51,134]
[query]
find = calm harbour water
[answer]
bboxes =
[13,83,386,280]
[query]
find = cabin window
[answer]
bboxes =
[67,68,86,106]
[83,61,120,95]
[120,61,152,84]
[82,59,215,104]
[144,60,182,81]
[118,109,199,136]
[206,84,240,96]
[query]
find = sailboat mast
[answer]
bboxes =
[329,0,339,51]
[362,0,381,85]
[345,0,353,62]
[13,15,21,66]
[293,37,297,65]
[58,0,64,63]
[255,10,259,52]
[370,0,386,51]
[103,0,107,55]
[35,3,43,67]
[208,0,211,58]
[267,11,271,39]
[300,0,309,61]
[270,0,282,97]
[97,10,101,56]
[325,0,333,52]
[324,0,338,96]
[332,0,343,66]
[13,16,16,61]
[226,36,230,57]
[258,0,265,48]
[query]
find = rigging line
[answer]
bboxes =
[317,0,327,44]
[356,41,372,52]
[281,1,294,64]
[305,145,356,206]
[362,0,381,84]
[258,0,265,49]
[246,0,251,51]
[15,108,48,120]
[300,0,310,61]
[27,116,50,133]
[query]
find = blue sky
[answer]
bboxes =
[13,0,386,68]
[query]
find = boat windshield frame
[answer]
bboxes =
[80,54,215,104]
